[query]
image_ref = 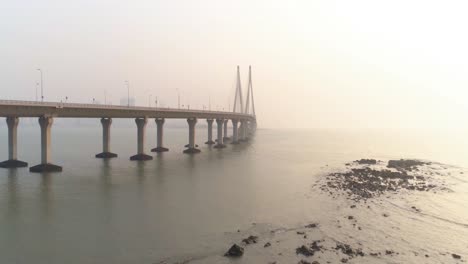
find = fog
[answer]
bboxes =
[2,0,468,130]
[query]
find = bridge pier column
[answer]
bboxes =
[214,118,226,149]
[130,117,153,160]
[223,119,230,141]
[245,121,251,140]
[231,119,239,144]
[184,118,200,154]
[30,116,62,172]
[0,117,28,168]
[96,118,117,158]
[151,118,169,152]
[205,119,215,145]
[239,120,246,142]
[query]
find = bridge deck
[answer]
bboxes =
[0,100,255,120]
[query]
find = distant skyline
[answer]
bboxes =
[2,0,468,130]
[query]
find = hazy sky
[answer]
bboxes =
[2,0,468,129]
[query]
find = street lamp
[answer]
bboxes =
[36,69,43,102]
[176,88,181,109]
[125,80,130,107]
[155,96,158,108]
[35,82,39,101]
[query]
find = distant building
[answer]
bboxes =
[120,97,136,106]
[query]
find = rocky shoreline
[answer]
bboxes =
[158,158,464,264]
[218,159,462,263]
[320,159,449,202]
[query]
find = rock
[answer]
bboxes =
[355,159,377,165]
[452,253,461,259]
[321,159,444,201]
[305,223,318,228]
[296,245,315,257]
[297,231,305,235]
[296,241,322,257]
[348,216,354,220]
[383,213,389,217]
[224,244,244,257]
[335,243,364,257]
[264,242,271,248]
[387,159,428,170]
[350,205,356,208]
[242,235,258,244]
[298,260,312,264]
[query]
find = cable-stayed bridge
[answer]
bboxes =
[0,66,257,172]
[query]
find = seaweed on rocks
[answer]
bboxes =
[296,240,323,257]
[355,159,377,165]
[335,242,365,258]
[387,159,430,170]
[320,159,446,201]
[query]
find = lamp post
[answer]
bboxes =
[125,80,130,107]
[176,88,181,109]
[35,82,39,101]
[36,69,43,102]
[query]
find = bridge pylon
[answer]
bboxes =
[244,65,256,117]
[232,66,244,114]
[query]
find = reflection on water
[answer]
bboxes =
[0,127,467,263]
[39,173,53,220]
[6,169,18,217]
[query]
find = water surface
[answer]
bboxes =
[0,123,467,263]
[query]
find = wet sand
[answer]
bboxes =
[158,159,466,264]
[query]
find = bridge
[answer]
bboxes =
[0,66,256,172]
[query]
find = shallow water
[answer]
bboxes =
[0,121,467,263]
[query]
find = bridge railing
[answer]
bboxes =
[0,99,254,117]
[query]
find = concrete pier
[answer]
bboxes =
[238,121,246,142]
[30,116,62,172]
[0,117,28,168]
[130,117,153,160]
[205,119,215,145]
[184,118,201,154]
[151,118,169,152]
[95,118,117,158]
[223,119,230,141]
[214,118,226,148]
[243,121,250,141]
[231,119,239,144]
